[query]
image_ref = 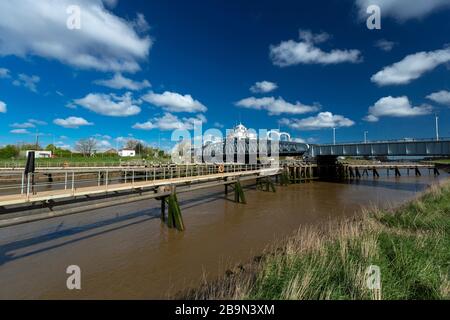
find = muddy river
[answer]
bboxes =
[0,172,447,299]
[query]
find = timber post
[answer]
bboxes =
[234,178,246,204]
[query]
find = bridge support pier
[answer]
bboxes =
[167,186,185,231]
[434,168,440,176]
[234,179,246,204]
[415,167,422,177]
[373,168,380,178]
[257,177,276,192]
[280,169,290,186]
[355,167,361,179]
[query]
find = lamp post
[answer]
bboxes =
[435,114,439,141]
[364,131,368,144]
[333,128,336,145]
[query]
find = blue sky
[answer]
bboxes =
[1,0,450,150]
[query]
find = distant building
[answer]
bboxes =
[118,149,136,157]
[104,148,118,155]
[26,150,52,159]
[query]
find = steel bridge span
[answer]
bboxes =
[202,138,450,159]
[309,139,450,157]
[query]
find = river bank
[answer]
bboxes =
[181,179,450,300]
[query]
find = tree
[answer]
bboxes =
[75,138,97,157]
[0,145,20,159]
[125,139,144,156]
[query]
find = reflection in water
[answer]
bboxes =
[0,174,447,299]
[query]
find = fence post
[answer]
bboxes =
[26,173,30,199]
[71,172,75,196]
[21,172,24,195]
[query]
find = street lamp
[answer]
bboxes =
[364,131,368,144]
[333,128,336,145]
[435,114,439,141]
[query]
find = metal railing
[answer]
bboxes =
[0,163,273,200]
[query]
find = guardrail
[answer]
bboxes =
[0,163,274,200]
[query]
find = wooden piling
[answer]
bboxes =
[234,179,246,204]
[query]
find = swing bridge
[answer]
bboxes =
[0,137,448,231]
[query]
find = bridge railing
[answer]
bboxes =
[314,137,450,147]
[0,163,274,200]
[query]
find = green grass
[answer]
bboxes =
[430,159,450,165]
[184,181,450,300]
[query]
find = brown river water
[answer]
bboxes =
[0,172,447,299]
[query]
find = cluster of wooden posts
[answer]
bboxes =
[339,165,440,180]
[281,164,316,185]
[158,186,185,231]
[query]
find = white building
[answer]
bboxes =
[118,149,136,157]
[26,150,52,159]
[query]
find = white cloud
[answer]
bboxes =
[427,90,450,106]
[270,29,362,67]
[133,113,206,131]
[0,68,10,78]
[74,92,141,116]
[94,73,151,90]
[280,112,355,130]
[371,48,450,86]
[12,74,40,92]
[235,96,319,115]
[94,133,112,140]
[10,129,30,134]
[53,116,93,128]
[356,0,450,21]
[375,39,396,52]
[0,101,6,113]
[10,122,35,129]
[28,119,47,126]
[0,0,152,73]
[250,81,278,93]
[142,91,207,113]
[213,122,224,129]
[364,96,432,122]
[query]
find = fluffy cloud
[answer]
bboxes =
[94,73,151,90]
[427,90,450,106]
[10,122,35,129]
[355,0,450,21]
[10,129,30,134]
[10,119,47,128]
[280,112,355,130]
[364,96,432,122]
[0,68,10,78]
[12,74,40,92]
[142,91,207,113]
[0,101,6,113]
[0,0,151,73]
[374,39,396,52]
[74,92,141,116]
[235,96,319,115]
[133,113,206,131]
[270,29,362,67]
[371,48,450,86]
[250,81,278,93]
[53,116,93,128]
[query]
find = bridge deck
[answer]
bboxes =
[0,168,279,207]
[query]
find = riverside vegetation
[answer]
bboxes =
[182,180,450,300]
